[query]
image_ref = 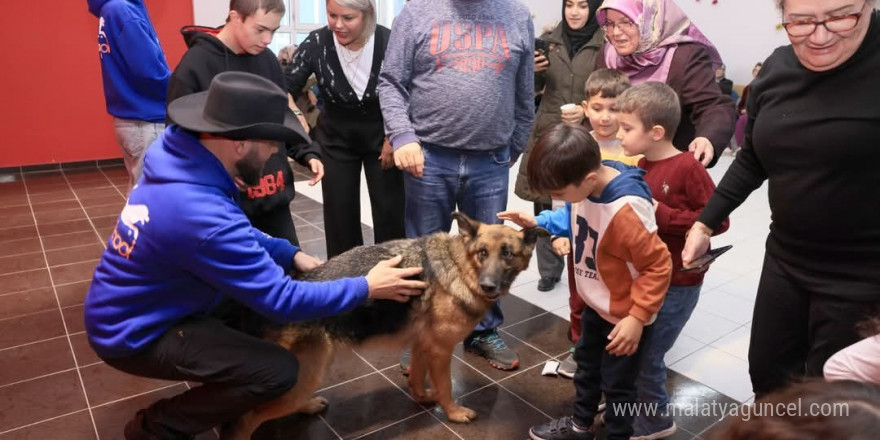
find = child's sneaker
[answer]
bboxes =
[557,348,577,379]
[529,416,594,440]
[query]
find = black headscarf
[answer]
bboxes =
[561,0,603,59]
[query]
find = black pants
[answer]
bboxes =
[572,307,651,440]
[748,252,873,398]
[321,149,405,258]
[250,203,299,246]
[100,318,299,439]
[534,201,564,280]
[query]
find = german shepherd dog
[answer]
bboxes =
[221,213,547,439]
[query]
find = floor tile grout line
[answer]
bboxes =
[0,408,91,437]
[316,413,345,440]
[24,173,102,440]
[79,360,105,369]
[494,366,558,421]
[291,210,325,234]
[0,248,100,268]
[88,382,184,411]
[314,369,382,394]
[0,367,78,390]
[95,167,127,195]
[60,168,112,250]
[349,410,430,440]
[0,257,102,279]
[0,238,106,261]
[0,334,68,353]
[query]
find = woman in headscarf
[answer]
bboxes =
[597,0,736,168]
[514,0,604,302]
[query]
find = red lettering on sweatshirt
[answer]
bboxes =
[428,20,511,74]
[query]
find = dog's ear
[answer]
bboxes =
[522,227,551,247]
[452,211,481,239]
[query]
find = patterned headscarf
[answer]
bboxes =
[597,0,722,84]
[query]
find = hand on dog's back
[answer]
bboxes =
[366,255,427,302]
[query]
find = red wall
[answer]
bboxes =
[0,1,193,167]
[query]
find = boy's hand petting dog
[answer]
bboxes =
[496,211,538,229]
[606,315,644,356]
[366,255,428,302]
[552,237,570,256]
[293,251,323,273]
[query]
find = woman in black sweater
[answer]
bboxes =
[286,0,404,258]
[684,0,880,398]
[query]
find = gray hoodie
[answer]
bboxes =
[378,0,534,160]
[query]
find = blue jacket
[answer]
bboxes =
[88,0,170,122]
[535,161,653,238]
[84,126,369,358]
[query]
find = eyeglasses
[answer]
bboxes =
[782,11,864,37]
[602,19,637,33]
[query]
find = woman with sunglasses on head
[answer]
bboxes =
[286,0,404,258]
[684,0,880,399]
[596,0,736,168]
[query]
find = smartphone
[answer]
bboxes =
[534,39,551,66]
[680,245,733,273]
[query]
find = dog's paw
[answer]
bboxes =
[412,388,437,405]
[300,396,329,415]
[445,405,477,423]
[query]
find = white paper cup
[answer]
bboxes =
[560,103,577,113]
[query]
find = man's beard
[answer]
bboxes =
[234,148,264,187]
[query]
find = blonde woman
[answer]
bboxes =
[286,0,404,258]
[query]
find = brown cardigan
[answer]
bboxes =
[598,43,736,168]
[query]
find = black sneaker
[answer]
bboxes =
[464,331,519,370]
[537,276,559,292]
[529,416,594,440]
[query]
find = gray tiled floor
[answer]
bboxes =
[0,159,757,439]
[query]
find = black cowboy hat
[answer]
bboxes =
[167,71,310,145]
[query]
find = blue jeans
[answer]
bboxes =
[634,283,702,432]
[403,144,510,331]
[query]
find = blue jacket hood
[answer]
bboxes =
[142,126,239,198]
[87,0,112,16]
[590,160,653,204]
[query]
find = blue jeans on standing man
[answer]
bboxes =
[403,144,510,331]
[633,283,702,434]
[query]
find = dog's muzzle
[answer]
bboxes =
[479,282,502,301]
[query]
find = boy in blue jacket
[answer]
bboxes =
[87,0,170,192]
[84,72,426,439]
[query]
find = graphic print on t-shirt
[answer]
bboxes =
[428,18,511,74]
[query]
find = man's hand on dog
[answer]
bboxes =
[366,255,427,302]
[606,315,644,356]
[293,251,323,272]
[394,142,424,177]
[496,211,538,229]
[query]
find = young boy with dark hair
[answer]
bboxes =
[499,123,671,440]
[555,69,639,379]
[615,81,729,439]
